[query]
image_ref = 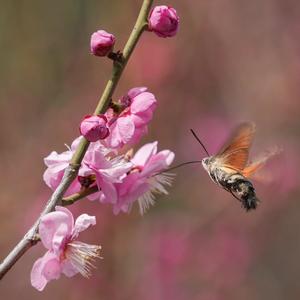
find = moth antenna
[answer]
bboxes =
[190,129,210,156]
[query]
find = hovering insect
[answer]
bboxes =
[191,122,277,211]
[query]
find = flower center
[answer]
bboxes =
[78,175,96,188]
[65,240,102,278]
[120,95,132,107]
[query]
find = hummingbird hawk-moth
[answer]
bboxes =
[191,122,277,211]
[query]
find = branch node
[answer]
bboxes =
[108,50,124,64]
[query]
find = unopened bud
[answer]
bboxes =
[148,6,179,38]
[90,30,115,57]
[80,115,109,142]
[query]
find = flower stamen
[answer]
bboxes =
[138,172,174,215]
[65,241,102,278]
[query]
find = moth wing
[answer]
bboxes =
[215,122,256,172]
[242,161,265,178]
[242,147,281,178]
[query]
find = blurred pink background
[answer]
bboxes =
[1,1,300,299]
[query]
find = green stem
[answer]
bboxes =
[0,0,153,280]
[62,186,99,206]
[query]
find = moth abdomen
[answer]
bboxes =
[228,175,259,211]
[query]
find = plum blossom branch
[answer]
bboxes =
[0,0,154,280]
[61,186,99,206]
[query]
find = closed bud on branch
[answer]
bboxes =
[80,115,109,142]
[148,5,179,38]
[90,30,115,57]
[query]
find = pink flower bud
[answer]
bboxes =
[104,87,157,149]
[148,5,179,38]
[90,30,115,57]
[80,115,109,142]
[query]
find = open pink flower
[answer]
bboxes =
[105,87,157,149]
[113,141,175,214]
[43,137,83,196]
[43,137,123,197]
[83,149,132,204]
[31,206,101,291]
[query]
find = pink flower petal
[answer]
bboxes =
[43,148,74,192]
[70,136,83,151]
[125,179,150,203]
[131,141,158,166]
[105,121,122,148]
[96,175,117,204]
[31,257,48,291]
[113,203,131,215]
[117,116,135,143]
[39,207,74,250]
[61,260,79,278]
[43,168,63,190]
[78,163,94,177]
[73,214,96,238]
[55,206,74,224]
[51,223,69,255]
[101,181,118,204]
[162,150,175,166]
[44,151,72,167]
[127,86,147,99]
[130,126,148,146]
[41,253,62,281]
[131,92,156,114]
[131,110,154,127]
[84,147,111,169]
[100,160,132,181]
[114,174,149,214]
[141,151,174,177]
[105,116,135,148]
[31,251,61,291]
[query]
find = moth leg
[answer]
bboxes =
[229,190,241,202]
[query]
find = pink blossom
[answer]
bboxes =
[83,148,132,203]
[80,114,109,142]
[43,137,83,196]
[43,137,131,199]
[90,30,115,57]
[105,87,157,149]
[148,6,179,38]
[113,141,175,214]
[31,206,101,291]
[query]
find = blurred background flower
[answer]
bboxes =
[1,0,300,299]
